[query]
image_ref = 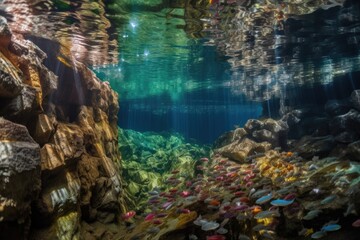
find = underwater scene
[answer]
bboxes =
[0,0,360,240]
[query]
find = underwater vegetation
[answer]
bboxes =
[118,128,210,210]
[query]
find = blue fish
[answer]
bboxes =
[270,198,294,207]
[311,231,326,239]
[321,224,341,232]
[255,193,273,204]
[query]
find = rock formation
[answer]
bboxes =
[0,16,126,239]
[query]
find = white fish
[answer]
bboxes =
[201,221,220,231]
[216,227,228,234]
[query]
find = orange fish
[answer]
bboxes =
[252,206,262,214]
[209,199,221,206]
[239,197,250,203]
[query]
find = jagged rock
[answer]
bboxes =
[34,113,57,145]
[40,143,65,172]
[0,85,38,120]
[350,89,360,111]
[50,123,84,163]
[244,119,263,134]
[252,119,288,147]
[325,99,351,116]
[0,52,23,98]
[292,135,336,158]
[0,118,41,238]
[217,138,271,162]
[329,109,360,135]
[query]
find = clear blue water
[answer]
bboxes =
[3,0,360,144]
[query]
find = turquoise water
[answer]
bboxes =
[3,0,360,143]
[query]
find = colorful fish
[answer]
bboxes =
[352,219,360,227]
[122,210,136,220]
[270,198,294,206]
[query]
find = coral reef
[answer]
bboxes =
[0,17,126,239]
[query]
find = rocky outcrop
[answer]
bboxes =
[0,17,126,239]
[215,117,287,162]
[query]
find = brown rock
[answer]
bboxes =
[217,138,271,162]
[34,113,56,145]
[0,50,23,98]
[0,118,41,238]
[40,144,64,172]
[50,123,84,163]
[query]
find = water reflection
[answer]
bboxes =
[204,0,360,100]
[2,0,118,65]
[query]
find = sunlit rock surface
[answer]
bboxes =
[0,17,126,239]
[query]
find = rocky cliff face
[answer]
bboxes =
[0,17,126,239]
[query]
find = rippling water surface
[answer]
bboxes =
[2,0,360,143]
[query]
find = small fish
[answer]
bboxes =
[320,195,336,205]
[303,209,322,220]
[209,199,221,206]
[270,198,294,207]
[180,190,192,197]
[216,227,228,234]
[122,211,136,220]
[252,223,268,231]
[206,235,225,240]
[251,189,271,198]
[298,228,314,237]
[150,219,162,225]
[178,208,191,214]
[171,170,180,174]
[161,201,174,210]
[202,221,220,231]
[148,190,159,195]
[238,234,251,240]
[321,224,341,232]
[145,213,156,221]
[255,193,273,204]
[201,157,209,162]
[311,231,327,239]
[352,219,360,227]
[189,234,198,240]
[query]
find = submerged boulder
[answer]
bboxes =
[217,138,271,162]
[325,99,351,116]
[292,135,336,159]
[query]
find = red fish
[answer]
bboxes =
[207,235,225,240]
[352,219,360,227]
[152,219,163,225]
[145,213,156,221]
[122,211,136,220]
[178,208,191,214]
[180,190,192,198]
[234,191,245,197]
[201,157,209,162]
